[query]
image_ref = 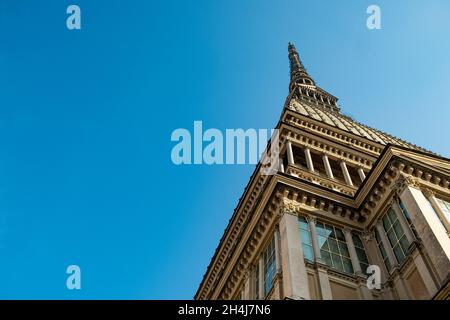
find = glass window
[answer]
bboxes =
[263,237,276,296]
[382,208,410,264]
[298,216,314,261]
[375,228,392,272]
[316,222,353,274]
[436,198,450,224]
[398,199,411,222]
[352,233,370,275]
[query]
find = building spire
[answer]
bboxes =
[288,42,316,92]
[287,42,340,113]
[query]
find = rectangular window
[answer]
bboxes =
[375,228,392,272]
[292,145,307,169]
[436,198,450,224]
[263,237,276,296]
[347,165,361,187]
[298,216,314,261]
[382,208,410,264]
[310,151,326,176]
[398,199,411,222]
[327,157,346,183]
[352,233,369,275]
[316,222,353,274]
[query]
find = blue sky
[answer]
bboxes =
[0,0,449,299]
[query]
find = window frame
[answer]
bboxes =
[315,221,354,274]
[351,232,370,275]
[262,236,276,297]
[381,207,410,264]
[298,216,314,262]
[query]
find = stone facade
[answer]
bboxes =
[195,43,450,300]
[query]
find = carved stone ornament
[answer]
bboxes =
[392,174,420,195]
[361,231,375,242]
[421,188,435,199]
[279,199,300,216]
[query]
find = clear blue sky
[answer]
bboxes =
[0,0,449,299]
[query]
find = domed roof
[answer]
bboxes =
[287,98,431,154]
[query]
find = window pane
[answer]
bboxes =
[326,226,334,238]
[335,229,345,242]
[356,248,368,264]
[338,242,350,257]
[328,238,339,253]
[331,253,343,271]
[303,245,314,261]
[393,245,405,263]
[387,230,398,246]
[263,238,276,296]
[382,215,391,230]
[399,200,411,221]
[316,222,326,236]
[318,236,329,251]
[360,262,369,275]
[385,257,392,271]
[300,230,311,245]
[393,221,404,239]
[352,234,363,248]
[342,258,354,274]
[321,250,332,266]
[299,217,309,230]
[299,216,313,261]
[399,235,410,253]
[388,208,397,223]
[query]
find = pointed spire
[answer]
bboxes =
[288,42,315,92]
[286,42,340,113]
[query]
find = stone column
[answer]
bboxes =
[357,168,366,182]
[304,148,315,173]
[375,221,398,269]
[393,276,411,300]
[411,250,438,297]
[322,154,334,179]
[317,266,333,300]
[286,141,295,166]
[279,211,310,300]
[307,215,322,263]
[395,177,450,285]
[258,255,264,299]
[340,161,354,187]
[343,228,362,275]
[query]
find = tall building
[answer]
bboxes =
[195,43,450,300]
